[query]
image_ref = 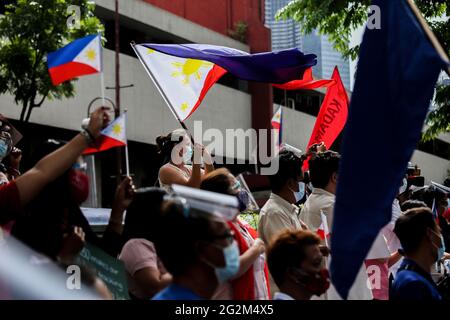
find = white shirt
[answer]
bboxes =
[381,199,403,276]
[258,193,302,245]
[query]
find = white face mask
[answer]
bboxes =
[294,182,306,202]
[182,145,193,164]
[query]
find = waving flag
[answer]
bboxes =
[302,67,348,170]
[317,211,330,242]
[83,113,127,155]
[133,44,227,122]
[330,0,446,299]
[133,43,316,122]
[273,68,335,90]
[47,34,102,85]
[271,107,283,153]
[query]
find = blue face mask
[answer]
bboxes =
[432,230,446,262]
[208,241,240,284]
[294,182,306,202]
[182,145,193,163]
[0,139,10,160]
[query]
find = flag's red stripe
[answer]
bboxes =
[273,79,335,90]
[49,62,99,85]
[83,135,126,155]
[184,64,227,121]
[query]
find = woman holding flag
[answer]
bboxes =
[157,129,214,190]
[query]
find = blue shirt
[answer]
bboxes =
[391,258,442,300]
[152,284,204,300]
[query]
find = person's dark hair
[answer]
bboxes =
[268,150,303,193]
[156,129,186,165]
[394,207,437,254]
[121,187,167,246]
[400,200,428,212]
[444,177,450,188]
[200,168,233,195]
[11,139,84,259]
[308,151,340,189]
[267,230,321,288]
[152,200,216,277]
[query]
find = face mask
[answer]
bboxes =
[68,169,90,205]
[431,230,446,262]
[398,178,407,195]
[182,145,193,163]
[0,139,10,161]
[294,182,306,202]
[236,190,249,212]
[294,268,330,297]
[207,241,240,284]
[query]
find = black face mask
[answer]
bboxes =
[293,268,331,297]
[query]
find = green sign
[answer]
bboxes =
[77,242,129,300]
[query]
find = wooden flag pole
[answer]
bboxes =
[130,42,195,144]
[406,0,450,76]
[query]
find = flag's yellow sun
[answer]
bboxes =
[112,124,122,135]
[85,48,97,62]
[147,48,155,54]
[171,59,212,84]
[180,102,189,112]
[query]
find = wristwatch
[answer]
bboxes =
[80,129,95,146]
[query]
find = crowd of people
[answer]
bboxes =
[0,108,449,300]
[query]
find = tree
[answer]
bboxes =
[277,0,449,141]
[0,0,104,122]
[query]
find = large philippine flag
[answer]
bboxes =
[83,113,127,155]
[133,43,317,122]
[47,34,102,86]
[134,44,227,122]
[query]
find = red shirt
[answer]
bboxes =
[0,181,20,226]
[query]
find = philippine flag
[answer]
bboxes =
[133,44,227,122]
[47,34,102,86]
[83,113,127,155]
[271,107,282,153]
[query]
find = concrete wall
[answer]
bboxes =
[0,49,252,159]
[412,150,449,184]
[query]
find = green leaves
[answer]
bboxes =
[276,0,450,140]
[0,0,104,121]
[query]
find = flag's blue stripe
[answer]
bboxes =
[330,0,445,299]
[47,34,98,69]
[141,43,317,84]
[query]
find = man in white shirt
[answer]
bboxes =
[300,151,373,300]
[259,150,305,245]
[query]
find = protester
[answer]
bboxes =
[157,129,214,189]
[258,149,305,245]
[0,107,109,226]
[391,207,444,300]
[0,116,22,185]
[300,151,373,300]
[152,200,239,300]
[10,138,134,260]
[200,168,270,300]
[267,229,330,300]
[119,187,172,300]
